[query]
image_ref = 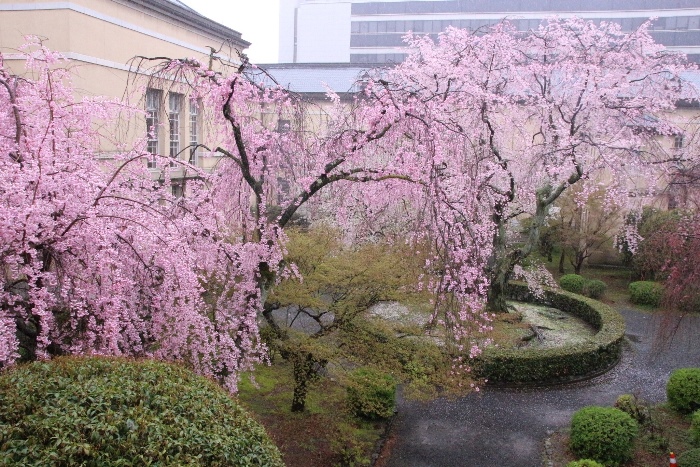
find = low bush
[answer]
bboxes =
[0,356,283,466]
[566,460,605,467]
[678,448,700,467]
[629,281,663,306]
[346,367,396,420]
[474,283,625,385]
[570,406,639,466]
[614,394,650,424]
[667,368,700,414]
[584,279,607,299]
[560,274,587,294]
[691,410,700,446]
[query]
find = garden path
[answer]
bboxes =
[380,309,700,467]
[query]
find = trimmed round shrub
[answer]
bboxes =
[614,394,649,424]
[0,356,283,466]
[691,410,700,446]
[678,448,700,467]
[566,460,605,467]
[346,367,396,419]
[584,279,607,299]
[667,368,700,414]
[570,406,639,466]
[560,274,587,294]
[629,281,663,306]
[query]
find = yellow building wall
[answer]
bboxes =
[0,0,248,176]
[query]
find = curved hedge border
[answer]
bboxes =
[473,283,625,386]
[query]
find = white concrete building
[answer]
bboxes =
[280,0,700,64]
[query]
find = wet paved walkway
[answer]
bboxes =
[383,309,700,467]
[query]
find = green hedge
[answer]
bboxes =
[667,368,700,414]
[570,406,639,466]
[584,280,607,299]
[691,410,700,447]
[473,283,625,385]
[560,274,587,294]
[566,461,605,467]
[0,357,284,466]
[678,448,700,467]
[346,367,396,420]
[629,281,663,306]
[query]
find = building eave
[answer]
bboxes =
[122,0,251,49]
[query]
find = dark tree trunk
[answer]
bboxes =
[558,249,566,274]
[486,178,581,311]
[290,352,323,413]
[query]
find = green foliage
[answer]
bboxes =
[629,281,663,306]
[266,227,434,412]
[271,227,429,323]
[560,274,587,294]
[566,460,605,467]
[346,367,396,420]
[0,357,283,466]
[584,279,607,299]
[570,406,639,467]
[331,424,372,467]
[691,410,700,447]
[474,283,625,385]
[678,449,700,467]
[614,394,650,424]
[667,368,700,414]
[337,318,457,399]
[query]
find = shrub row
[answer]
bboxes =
[566,371,700,467]
[559,274,607,299]
[570,406,639,467]
[668,368,700,414]
[473,283,625,385]
[346,367,396,420]
[679,448,700,467]
[0,357,284,466]
[692,410,700,447]
[628,280,663,306]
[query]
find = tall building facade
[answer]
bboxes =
[279,0,700,64]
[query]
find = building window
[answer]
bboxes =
[168,93,182,163]
[277,119,291,133]
[172,182,184,198]
[145,88,161,168]
[674,134,685,148]
[189,99,199,165]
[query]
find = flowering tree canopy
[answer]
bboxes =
[1,17,697,390]
[355,18,697,312]
[0,42,273,391]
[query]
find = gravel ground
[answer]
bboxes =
[381,309,700,467]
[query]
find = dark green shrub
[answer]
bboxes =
[678,448,700,467]
[346,367,396,419]
[614,394,649,424]
[570,406,639,466]
[584,279,607,299]
[629,281,663,306]
[667,368,700,414]
[0,357,283,466]
[691,410,700,446]
[560,274,587,294]
[566,460,605,467]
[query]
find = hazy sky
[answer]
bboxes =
[182,1,280,64]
